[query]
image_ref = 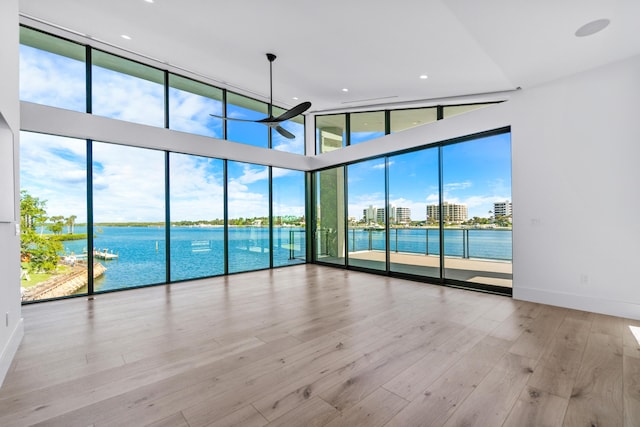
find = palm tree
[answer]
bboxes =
[66,215,77,234]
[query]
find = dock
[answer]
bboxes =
[93,249,119,260]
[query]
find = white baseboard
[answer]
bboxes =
[0,317,23,388]
[514,287,640,321]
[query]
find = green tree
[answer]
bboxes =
[20,190,62,273]
[48,215,65,235]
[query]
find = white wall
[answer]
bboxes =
[510,55,640,319]
[0,0,24,387]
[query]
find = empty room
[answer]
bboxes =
[1,1,639,426]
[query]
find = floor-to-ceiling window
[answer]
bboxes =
[92,142,167,291]
[347,159,387,271]
[272,168,306,267]
[442,132,512,288]
[169,153,225,281]
[388,147,440,278]
[227,161,270,273]
[312,128,512,293]
[19,132,88,301]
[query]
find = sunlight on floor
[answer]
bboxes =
[629,325,640,346]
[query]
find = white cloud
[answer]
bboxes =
[20,132,88,222]
[92,142,166,222]
[92,68,165,127]
[272,121,305,154]
[168,89,223,138]
[19,46,86,111]
[372,161,390,170]
[444,181,473,191]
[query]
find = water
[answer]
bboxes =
[61,226,510,292]
[61,226,306,292]
[346,228,512,260]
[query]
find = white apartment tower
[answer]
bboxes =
[493,200,512,217]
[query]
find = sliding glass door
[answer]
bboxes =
[388,147,440,278]
[441,133,512,289]
[347,159,387,271]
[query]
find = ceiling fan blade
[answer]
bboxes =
[272,101,312,122]
[209,54,310,133]
[274,125,295,139]
[209,113,257,123]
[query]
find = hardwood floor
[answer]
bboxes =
[1,264,638,426]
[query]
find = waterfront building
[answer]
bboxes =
[493,201,512,217]
[363,205,411,225]
[426,202,468,223]
[395,207,411,224]
[362,205,378,224]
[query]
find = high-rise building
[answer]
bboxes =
[395,207,411,224]
[493,200,512,217]
[426,202,468,223]
[363,205,377,223]
[363,205,411,224]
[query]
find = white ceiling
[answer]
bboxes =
[18,0,640,114]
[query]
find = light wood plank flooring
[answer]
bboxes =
[1,264,638,426]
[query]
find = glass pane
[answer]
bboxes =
[350,111,385,145]
[316,114,345,154]
[443,103,494,119]
[92,142,166,290]
[168,74,224,138]
[19,132,88,301]
[226,92,269,148]
[227,161,269,273]
[390,107,438,133]
[315,166,345,265]
[19,27,86,112]
[441,132,512,288]
[347,159,387,271]
[388,148,440,278]
[92,50,165,127]
[169,153,224,281]
[272,168,306,267]
[271,105,305,155]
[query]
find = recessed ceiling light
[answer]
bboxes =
[144,0,154,3]
[342,88,349,92]
[292,96,299,100]
[575,18,610,37]
[121,34,132,40]
[419,74,428,80]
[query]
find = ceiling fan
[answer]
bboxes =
[210,53,311,139]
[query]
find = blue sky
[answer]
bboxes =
[348,132,511,220]
[19,42,306,223]
[20,40,510,224]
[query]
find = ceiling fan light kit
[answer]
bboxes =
[210,53,311,139]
